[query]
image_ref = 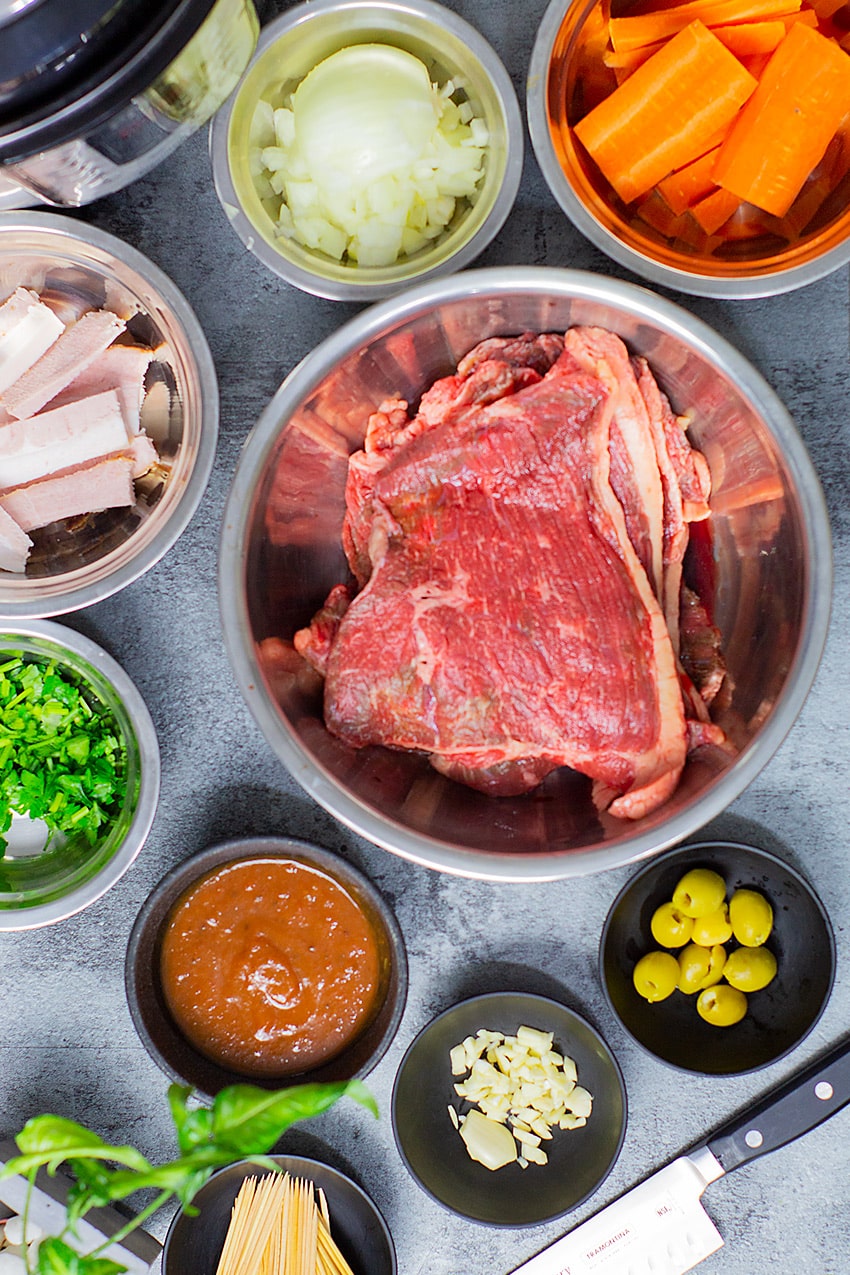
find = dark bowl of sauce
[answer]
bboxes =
[125,836,408,1098]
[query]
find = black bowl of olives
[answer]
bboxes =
[600,841,835,1075]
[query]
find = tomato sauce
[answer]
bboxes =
[159,857,383,1076]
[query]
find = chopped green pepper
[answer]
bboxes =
[0,654,127,858]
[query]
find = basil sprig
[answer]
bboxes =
[1,1079,377,1275]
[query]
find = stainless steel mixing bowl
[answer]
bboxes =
[0,619,160,929]
[0,210,218,616]
[219,267,832,882]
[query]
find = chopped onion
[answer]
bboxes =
[251,43,489,267]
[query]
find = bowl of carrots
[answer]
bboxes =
[528,0,850,296]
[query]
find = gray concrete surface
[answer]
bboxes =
[2,1,850,1272]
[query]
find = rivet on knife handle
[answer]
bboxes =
[706,1033,850,1173]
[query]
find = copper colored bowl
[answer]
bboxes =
[527,0,850,298]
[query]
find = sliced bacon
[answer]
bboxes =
[0,288,65,397]
[2,309,125,420]
[0,390,129,490]
[0,502,32,572]
[0,457,135,532]
[45,343,155,434]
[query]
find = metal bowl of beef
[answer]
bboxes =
[219,266,831,882]
[0,210,218,617]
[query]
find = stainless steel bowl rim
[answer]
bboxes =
[209,0,524,301]
[0,210,219,616]
[219,265,833,882]
[526,0,850,300]
[0,618,161,929]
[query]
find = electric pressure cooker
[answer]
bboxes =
[0,0,259,207]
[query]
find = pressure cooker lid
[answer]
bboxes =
[0,0,219,164]
[0,0,46,26]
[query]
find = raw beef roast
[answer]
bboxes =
[295,327,724,819]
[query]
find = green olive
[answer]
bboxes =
[672,868,727,919]
[633,951,680,1002]
[677,942,726,993]
[729,888,774,946]
[702,943,728,988]
[697,984,748,1027]
[691,905,733,947]
[650,902,694,948]
[724,945,777,992]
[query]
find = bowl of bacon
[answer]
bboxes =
[527,0,850,297]
[219,266,831,881]
[0,210,218,616]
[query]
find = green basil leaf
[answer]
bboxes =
[37,1236,127,1275]
[209,1079,377,1155]
[167,1083,214,1155]
[1,1116,151,1180]
[92,1150,226,1204]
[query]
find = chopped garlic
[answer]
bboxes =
[459,1109,518,1170]
[447,1024,593,1171]
[450,1043,468,1075]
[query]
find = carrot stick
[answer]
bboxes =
[738,51,773,74]
[688,186,741,233]
[718,206,774,239]
[603,41,664,69]
[658,145,724,213]
[635,190,690,236]
[713,23,850,216]
[782,6,819,25]
[608,0,801,51]
[574,21,757,203]
[710,18,786,52]
[809,0,844,17]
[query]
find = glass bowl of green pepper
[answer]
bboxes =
[0,619,160,929]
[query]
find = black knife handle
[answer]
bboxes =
[706,1034,850,1173]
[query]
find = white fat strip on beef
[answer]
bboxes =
[295,329,725,819]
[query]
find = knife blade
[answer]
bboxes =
[510,1033,850,1275]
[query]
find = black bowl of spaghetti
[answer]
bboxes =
[162,1154,396,1275]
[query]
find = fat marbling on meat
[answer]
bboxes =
[295,327,723,820]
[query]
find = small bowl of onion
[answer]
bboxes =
[209,0,523,300]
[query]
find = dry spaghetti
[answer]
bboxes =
[215,1172,356,1275]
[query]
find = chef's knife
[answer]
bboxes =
[510,1033,850,1275]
